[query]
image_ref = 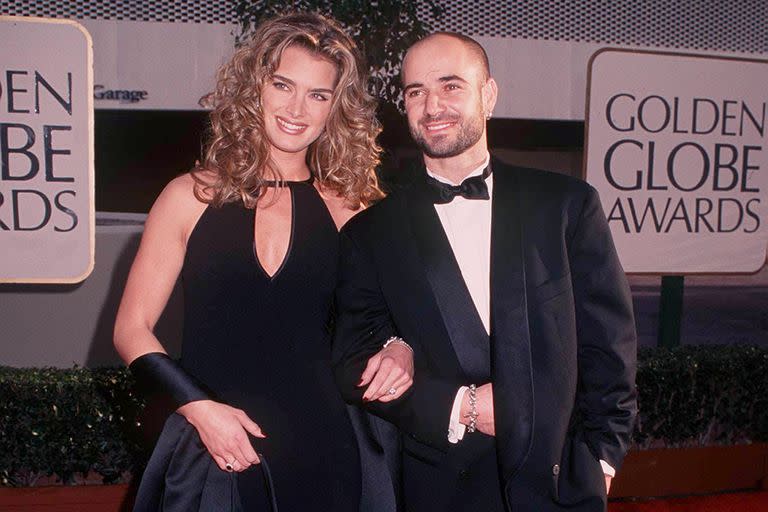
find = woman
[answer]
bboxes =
[114,12,412,511]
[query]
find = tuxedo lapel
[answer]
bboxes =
[406,182,491,382]
[489,159,534,482]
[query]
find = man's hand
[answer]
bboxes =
[605,475,612,494]
[459,382,495,436]
[359,342,414,402]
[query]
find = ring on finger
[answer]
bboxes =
[388,387,397,395]
[225,461,235,472]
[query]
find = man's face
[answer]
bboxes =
[402,36,492,159]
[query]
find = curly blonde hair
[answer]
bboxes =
[194,12,384,208]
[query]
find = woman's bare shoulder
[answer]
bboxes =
[160,168,223,207]
[315,184,365,230]
[163,170,216,200]
[147,171,214,240]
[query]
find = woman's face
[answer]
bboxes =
[261,45,338,159]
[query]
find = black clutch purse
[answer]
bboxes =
[133,413,279,512]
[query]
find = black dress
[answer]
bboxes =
[136,181,362,511]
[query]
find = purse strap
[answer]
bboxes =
[259,454,279,512]
[228,453,278,512]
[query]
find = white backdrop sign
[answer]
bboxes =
[0,17,94,283]
[585,49,768,273]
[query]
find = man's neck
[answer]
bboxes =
[423,142,490,185]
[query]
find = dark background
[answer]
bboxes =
[95,109,584,212]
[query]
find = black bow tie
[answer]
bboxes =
[425,166,492,204]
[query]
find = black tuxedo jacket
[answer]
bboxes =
[333,158,637,511]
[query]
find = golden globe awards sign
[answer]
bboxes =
[585,49,768,273]
[0,17,94,283]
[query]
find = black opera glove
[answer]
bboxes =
[129,352,211,409]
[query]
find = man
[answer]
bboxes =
[333,32,637,511]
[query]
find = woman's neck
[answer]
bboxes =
[269,149,312,181]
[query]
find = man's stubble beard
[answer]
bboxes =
[410,112,485,159]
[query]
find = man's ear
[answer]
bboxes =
[482,78,499,118]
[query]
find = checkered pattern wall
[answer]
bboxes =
[2,0,766,53]
[418,0,767,54]
[0,0,238,23]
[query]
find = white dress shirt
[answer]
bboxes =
[426,154,615,478]
[426,155,491,445]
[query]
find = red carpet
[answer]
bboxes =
[609,491,768,511]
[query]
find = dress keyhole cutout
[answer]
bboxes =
[253,187,294,279]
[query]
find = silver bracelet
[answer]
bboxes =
[383,336,413,353]
[465,384,479,433]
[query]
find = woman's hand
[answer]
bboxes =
[177,400,266,472]
[358,341,414,403]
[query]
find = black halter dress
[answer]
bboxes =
[138,180,361,511]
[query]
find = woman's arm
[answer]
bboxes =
[113,174,264,472]
[321,189,415,402]
[113,175,194,362]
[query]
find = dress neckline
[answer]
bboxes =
[263,175,314,188]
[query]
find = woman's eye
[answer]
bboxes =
[273,81,289,90]
[311,93,329,101]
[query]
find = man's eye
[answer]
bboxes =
[446,83,460,91]
[407,90,422,98]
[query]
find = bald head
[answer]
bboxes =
[404,32,490,83]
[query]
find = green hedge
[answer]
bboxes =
[1,345,767,486]
[634,345,768,448]
[0,366,145,486]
